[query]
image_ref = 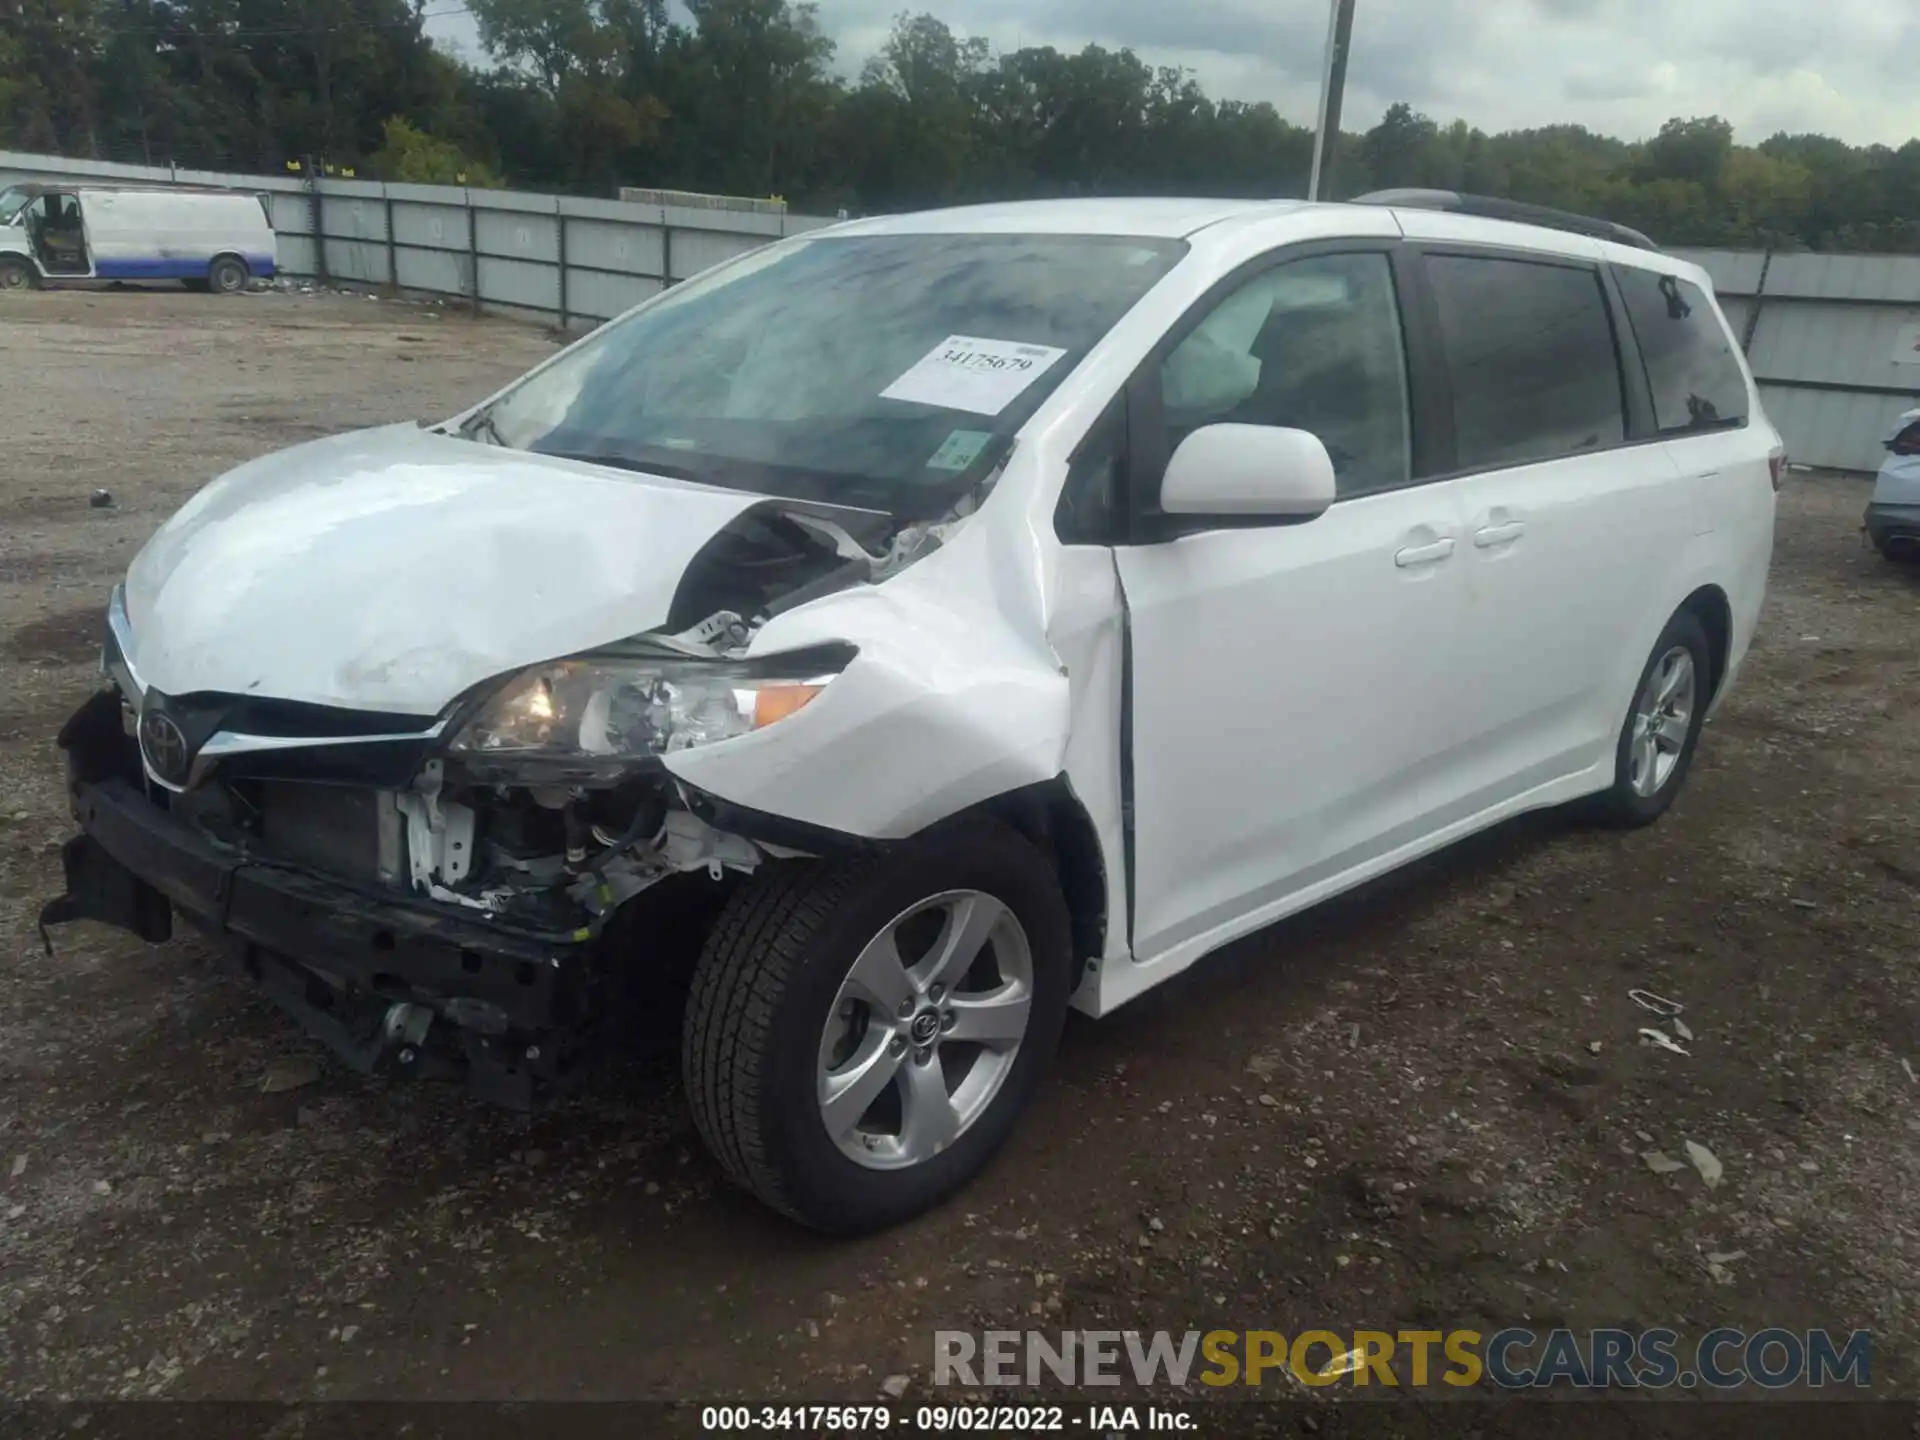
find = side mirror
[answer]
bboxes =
[1159,423,1337,521]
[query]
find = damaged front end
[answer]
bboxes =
[40,499,939,1108]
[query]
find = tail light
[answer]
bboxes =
[1891,424,1920,457]
[1768,446,1787,491]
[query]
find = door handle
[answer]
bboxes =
[1474,521,1526,548]
[1395,538,1456,568]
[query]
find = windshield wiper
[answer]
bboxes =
[461,409,506,446]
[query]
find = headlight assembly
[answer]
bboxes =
[445,644,854,785]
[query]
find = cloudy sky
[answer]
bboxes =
[425,0,1920,148]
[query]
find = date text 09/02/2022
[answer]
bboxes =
[700,1405,1193,1433]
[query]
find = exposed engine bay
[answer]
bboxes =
[663,496,974,651]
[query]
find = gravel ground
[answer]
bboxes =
[2,287,1918,1420]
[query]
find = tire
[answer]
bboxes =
[0,256,35,292]
[683,816,1073,1234]
[1582,608,1713,828]
[207,256,249,295]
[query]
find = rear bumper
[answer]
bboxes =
[42,692,595,1108]
[1864,502,1920,552]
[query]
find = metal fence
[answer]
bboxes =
[1674,248,1920,474]
[0,149,836,331]
[5,150,1915,472]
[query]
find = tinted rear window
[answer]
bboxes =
[1613,267,1749,434]
[1425,254,1627,472]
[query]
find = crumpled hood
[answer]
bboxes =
[123,424,763,714]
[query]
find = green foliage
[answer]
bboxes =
[1642,116,1736,190]
[1,3,1913,251]
[368,116,499,186]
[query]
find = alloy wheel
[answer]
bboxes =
[816,890,1034,1171]
[1629,645,1696,798]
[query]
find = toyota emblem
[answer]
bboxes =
[139,709,192,785]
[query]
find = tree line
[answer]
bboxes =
[6,0,1918,252]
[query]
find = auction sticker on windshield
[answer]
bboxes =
[881,335,1069,416]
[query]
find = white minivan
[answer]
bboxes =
[0,183,276,293]
[43,190,1778,1234]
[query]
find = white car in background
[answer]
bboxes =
[1865,408,1920,560]
[42,190,1779,1234]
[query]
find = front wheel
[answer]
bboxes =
[0,256,35,292]
[1583,609,1713,828]
[682,817,1073,1234]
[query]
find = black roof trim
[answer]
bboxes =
[1351,188,1660,253]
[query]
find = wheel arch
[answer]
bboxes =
[1678,583,1733,704]
[679,775,1109,974]
[970,779,1108,983]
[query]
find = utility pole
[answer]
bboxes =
[1307,0,1358,201]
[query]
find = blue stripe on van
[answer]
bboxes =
[92,253,277,280]
[93,257,209,279]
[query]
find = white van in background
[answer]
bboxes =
[0,183,277,294]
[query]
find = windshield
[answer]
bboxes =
[476,232,1187,519]
[0,187,28,226]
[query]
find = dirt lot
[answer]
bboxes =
[2,288,1918,1421]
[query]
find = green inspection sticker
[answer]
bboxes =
[926,429,993,472]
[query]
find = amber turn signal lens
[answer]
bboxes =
[752,684,824,730]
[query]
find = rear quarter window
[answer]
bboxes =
[1423,253,1627,473]
[1612,267,1750,433]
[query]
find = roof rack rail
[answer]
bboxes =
[1350,188,1660,253]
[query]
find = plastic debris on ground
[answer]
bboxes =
[1640,1028,1689,1056]
[1629,989,1684,1017]
[1630,988,1693,1053]
[260,1056,321,1094]
[1684,1140,1724,1189]
[1316,1346,1369,1380]
[1705,1249,1746,1285]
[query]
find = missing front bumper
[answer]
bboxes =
[42,694,601,1108]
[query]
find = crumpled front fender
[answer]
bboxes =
[662,515,1073,842]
